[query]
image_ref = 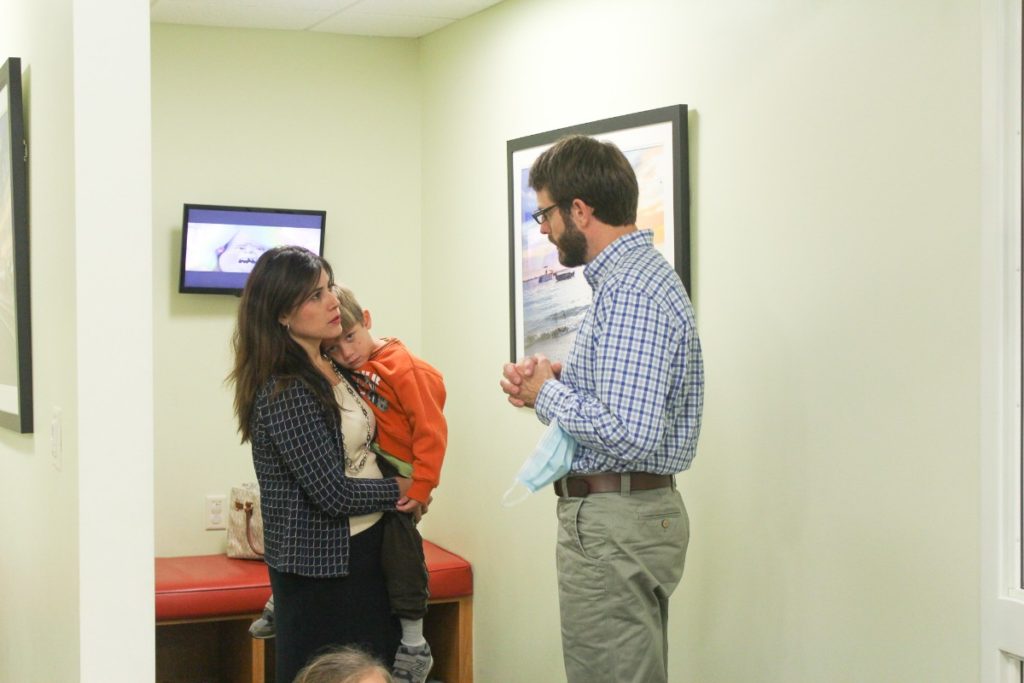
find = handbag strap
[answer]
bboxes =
[234,500,265,558]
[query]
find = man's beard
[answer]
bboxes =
[552,214,587,268]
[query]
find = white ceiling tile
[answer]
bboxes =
[150,0,507,36]
[344,0,502,19]
[151,3,330,30]
[311,11,452,37]
[155,0,354,10]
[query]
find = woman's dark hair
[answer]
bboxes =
[528,134,639,227]
[228,245,337,443]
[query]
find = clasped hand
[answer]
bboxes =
[394,478,430,522]
[499,354,562,408]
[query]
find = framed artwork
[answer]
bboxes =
[506,105,690,362]
[0,57,33,433]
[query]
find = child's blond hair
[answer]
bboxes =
[330,283,365,332]
[292,645,393,683]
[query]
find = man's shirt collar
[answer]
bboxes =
[583,229,653,289]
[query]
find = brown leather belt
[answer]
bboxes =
[553,472,674,498]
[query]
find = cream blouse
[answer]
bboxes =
[333,377,383,536]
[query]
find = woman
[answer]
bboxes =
[229,245,410,682]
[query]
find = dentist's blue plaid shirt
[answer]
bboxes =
[534,230,704,475]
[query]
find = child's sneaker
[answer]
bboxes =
[392,642,433,683]
[248,598,275,639]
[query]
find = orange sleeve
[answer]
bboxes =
[377,357,447,504]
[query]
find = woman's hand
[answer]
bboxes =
[397,493,432,522]
[394,476,412,497]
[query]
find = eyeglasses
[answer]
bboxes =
[530,204,559,225]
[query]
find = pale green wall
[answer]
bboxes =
[418,1,981,682]
[151,25,422,555]
[151,1,983,681]
[0,0,80,680]
[1,0,154,680]
[74,0,155,678]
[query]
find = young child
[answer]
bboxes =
[293,645,394,683]
[251,284,447,683]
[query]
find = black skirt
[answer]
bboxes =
[268,518,400,682]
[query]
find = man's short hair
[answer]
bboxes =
[528,134,639,226]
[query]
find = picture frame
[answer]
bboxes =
[506,105,690,363]
[0,57,33,433]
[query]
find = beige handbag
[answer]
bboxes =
[226,483,265,559]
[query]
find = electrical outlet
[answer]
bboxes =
[205,494,227,530]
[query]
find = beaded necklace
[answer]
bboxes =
[326,357,373,474]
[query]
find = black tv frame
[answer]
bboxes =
[178,203,326,296]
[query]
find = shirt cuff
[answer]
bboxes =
[534,379,569,424]
[407,480,435,504]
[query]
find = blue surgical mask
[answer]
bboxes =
[502,420,577,507]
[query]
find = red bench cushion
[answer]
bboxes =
[155,553,270,621]
[423,540,474,600]
[156,540,472,622]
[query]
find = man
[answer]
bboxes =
[500,134,704,683]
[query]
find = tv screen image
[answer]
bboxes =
[178,204,326,294]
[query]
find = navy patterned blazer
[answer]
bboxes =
[251,376,400,577]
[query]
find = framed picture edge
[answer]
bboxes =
[0,56,33,434]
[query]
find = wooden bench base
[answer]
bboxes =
[423,596,474,683]
[156,614,268,683]
[155,542,472,682]
[156,594,473,683]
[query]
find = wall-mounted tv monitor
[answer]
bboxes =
[178,203,326,295]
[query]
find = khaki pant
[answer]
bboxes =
[556,486,689,683]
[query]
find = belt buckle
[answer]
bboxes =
[555,476,593,498]
[567,477,590,498]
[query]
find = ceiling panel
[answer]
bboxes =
[346,0,502,18]
[150,0,506,36]
[150,1,340,30]
[311,11,452,37]
[152,0,355,10]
